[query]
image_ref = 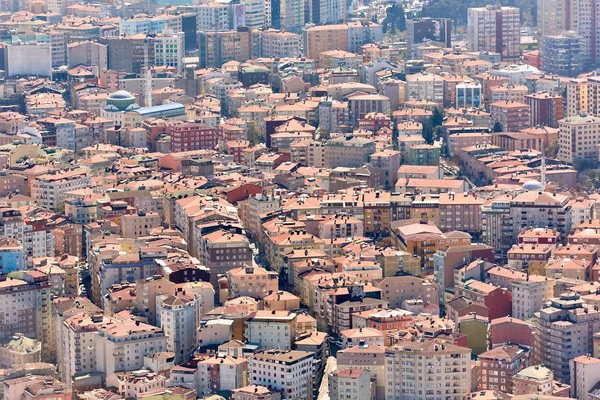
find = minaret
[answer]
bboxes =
[144,39,152,108]
[540,151,546,191]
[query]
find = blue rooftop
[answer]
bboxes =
[134,103,185,116]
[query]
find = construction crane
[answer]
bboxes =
[143,30,156,108]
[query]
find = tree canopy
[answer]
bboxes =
[382,4,407,34]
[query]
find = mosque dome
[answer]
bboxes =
[522,180,543,191]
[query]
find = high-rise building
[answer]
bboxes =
[198,28,252,68]
[539,32,587,77]
[384,341,471,400]
[154,32,185,73]
[467,5,521,61]
[532,293,600,383]
[406,18,452,59]
[270,0,304,32]
[156,291,201,364]
[525,91,564,128]
[537,0,573,36]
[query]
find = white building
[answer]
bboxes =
[197,319,233,348]
[328,368,371,400]
[249,350,314,400]
[385,341,471,400]
[198,2,231,31]
[467,5,521,61]
[156,292,200,364]
[245,311,296,350]
[197,354,248,395]
[241,0,266,27]
[95,319,167,377]
[154,32,185,73]
[31,169,92,211]
[558,113,600,165]
[570,356,600,400]
[6,42,52,77]
[406,73,444,103]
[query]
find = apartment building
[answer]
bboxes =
[512,365,556,396]
[489,101,531,132]
[324,135,376,168]
[478,345,529,392]
[200,229,253,286]
[249,350,314,400]
[156,292,201,364]
[570,355,600,400]
[224,265,278,300]
[384,341,471,400]
[467,5,521,61]
[558,113,600,164]
[337,345,386,399]
[0,333,41,369]
[31,169,91,211]
[245,311,297,350]
[328,369,372,400]
[198,28,252,68]
[532,293,600,383]
[406,73,444,103]
[120,211,161,239]
[303,23,382,62]
[197,354,248,396]
[525,91,564,128]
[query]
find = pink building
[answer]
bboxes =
[489,101,531,132]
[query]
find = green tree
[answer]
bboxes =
[432,108,443,127]
[493,122,503,132]
[422,126,434,144]
[392,121,399,150]
[382,4,406,34]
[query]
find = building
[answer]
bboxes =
[169,122,217,153]
[512,365,556,396]
[260,30,301,58]
[532,292,600,383]
[249,350,314,399]
[456,81,482,108]
[156,292,201,364]
[489,101,531,132]
[324,136,376,168]
[347,94,390,126]
[540,32,587,77]
[570,355,600,400]
[406,18,452,58]
[0,274,51,361]
[303,22,382,62]
[385,340,471,400]
[270,0,304,32]
[0,333,41,369]
[558,114,600,165]
[0,238,24,274]
[31,169,91,211]
[406,73,444,103]
[328,368,372,400]
[198,28,252,68]
[245,310,296,350]
[197,354,248,396]
[154,32,185,73]
[525,92,564,128]
[467,5,521,61]
[224,265,278,300]
[6,42,52,77]
[477,345,529,392]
